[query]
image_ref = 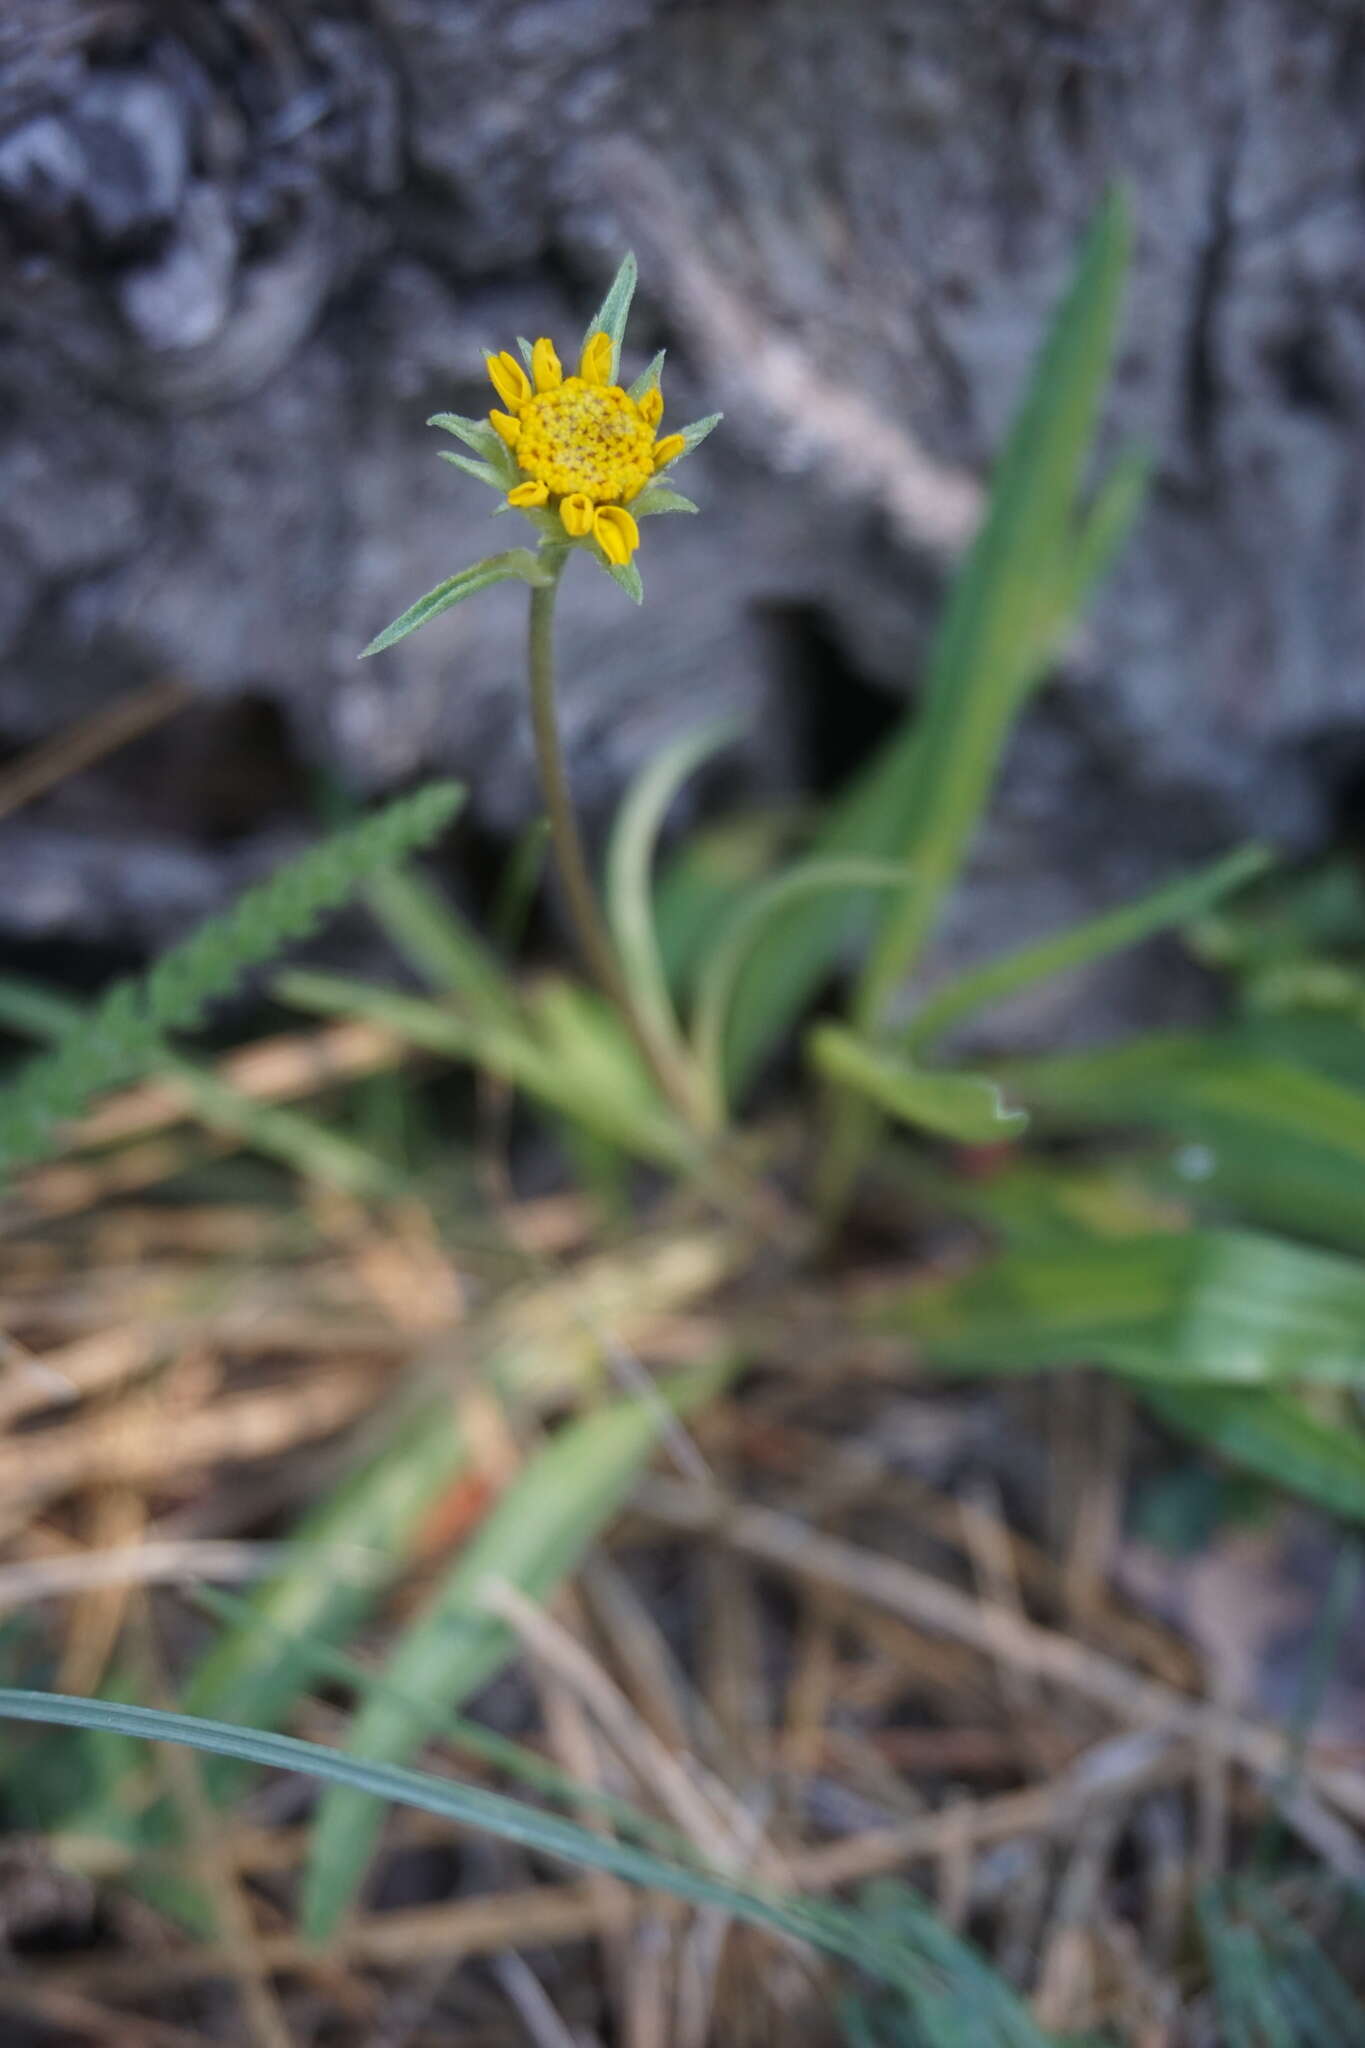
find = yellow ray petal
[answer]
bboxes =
[531,337,563,393]
[652,434,685,470]
[559,492,595,538]
[638,388,664,428]
[508,480,549,507]
[593,504,640,564]
[489,409,522,447]
[579,331,613,385]
[487,351,531,412]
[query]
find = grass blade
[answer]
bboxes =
[1142,1386,1365,1522]
[1006,1032,1365,1254]
[0,1686,1061,2035]
[892,1227,1365,1386]
[720,191,1135,1096]
[810,1025,1027,1145]
[906,846,1271,1051]
[302,1365,729,1937]
[604,717,740,1087]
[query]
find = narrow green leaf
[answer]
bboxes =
[628,348,666,400]
[1006,1033,1365,1254]
[303,1368,727,1938]
[676,412,722,454]
[605,717,741,1086]
[607,557,644,605]
[632,485,699,518]
[852,186,1134,1033]
[362,551,550,657]
[183,1402,471,1739]
[893,1228,1365,1387]
[907,846,1272,1051]
[811,1026,1027,1145]
[364,868,516,1022]
[427,412,501,459]
[1145,1387,1365,1524]
[437,450,504,489]
[516,336,534,368]
[582,252,637,381]
[691,859,912,1116]
[720,190,1134,1098]
[278,970,689,1168]
[0,1687,1060,2022]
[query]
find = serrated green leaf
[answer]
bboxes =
[811,1025,1028,1145]
[582,252,637,381]
[628,348,666,400]
[361,551,550,657]
[632,486,699,518]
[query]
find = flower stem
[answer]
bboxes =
[525,554,710,1133]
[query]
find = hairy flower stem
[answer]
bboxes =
[526,555,710,1136]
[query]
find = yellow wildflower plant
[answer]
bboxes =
[361,255,720,654]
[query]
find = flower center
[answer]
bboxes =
[516,377,656,504]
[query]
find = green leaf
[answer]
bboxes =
[437,449,505,490]
[277,970,690,1168]
[362,552,550,657]
[632,485,699,518]
[810,1026,1028,1145]
[364,868,517,1023]
[0,978,402,1200]
[676,412,722,454]
[302,1369,728,1938]
[690,859,912,1117]
[627,348,666,400]
[0,1687,1061,2025]
[582,251,637,381]
[720,189,1135,1098]
[516,335,534,368]
[907,845,1272,1050]
[607,557,644,605]
[0,783,464,1177]
[427,412,501,459]
[605,717,740,1087]
[183,1402,472,1741]
[1005,1033,1365,1255]
[893,1227,1365,1387]
[1144,1387,1365,1523]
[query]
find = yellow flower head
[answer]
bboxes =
[487,329,682,564]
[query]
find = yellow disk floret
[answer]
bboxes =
[488,330,673,562]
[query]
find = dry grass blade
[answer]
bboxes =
[0,677,190,821]
[638,1481,1365,1826]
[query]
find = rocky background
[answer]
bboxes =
[1,0,1362,1033]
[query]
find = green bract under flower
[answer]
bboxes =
[361,255,722,651]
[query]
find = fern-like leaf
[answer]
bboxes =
[0,782,464,1177]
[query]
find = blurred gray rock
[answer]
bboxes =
[0,0,1362,1029]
